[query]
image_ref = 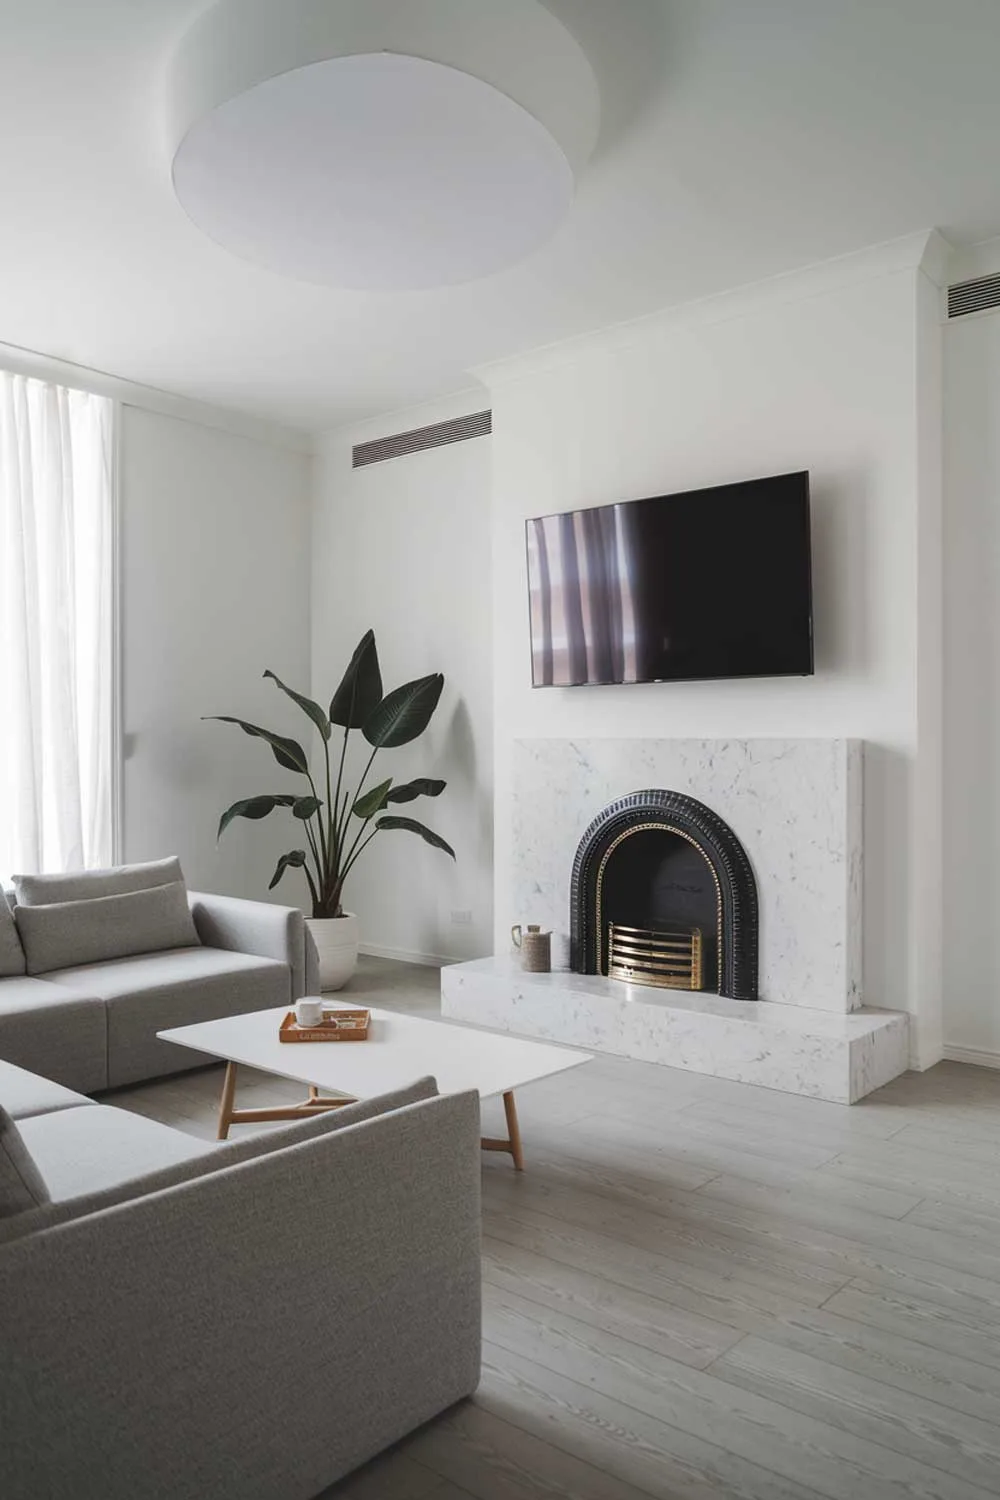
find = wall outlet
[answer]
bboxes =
[450,908,474,926]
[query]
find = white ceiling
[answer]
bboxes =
[3,0,1000,433]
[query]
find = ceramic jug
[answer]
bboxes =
[511,923,551,973]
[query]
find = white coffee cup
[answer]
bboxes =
[295,998,324,1028]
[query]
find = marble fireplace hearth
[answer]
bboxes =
[441,738,910,1103]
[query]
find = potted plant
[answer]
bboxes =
[205,629,454,989]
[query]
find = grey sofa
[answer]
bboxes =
[0,1057,482,1498]
[0,858,319,1091]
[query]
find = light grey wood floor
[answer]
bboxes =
[109,958,1000,1500]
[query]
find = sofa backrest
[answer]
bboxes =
[0,1075,441,1244]
[9,858,201,976]
[0,892,25,978]
[12,856,184,906]
[0,1105,50,1219]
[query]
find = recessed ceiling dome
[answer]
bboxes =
[166,0,600,291]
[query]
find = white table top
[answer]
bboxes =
[158,1002,591,1101]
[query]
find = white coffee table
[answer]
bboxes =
[158,1002,591,1170]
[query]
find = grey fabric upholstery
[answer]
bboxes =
[43,947,291,1087]
[0,891,25,978]
[0,1057,93,1120]
[12,855,183,907]
[0,1105,49,1218]
[0,976,107,1092]
[16,880,199,975]
[0,1089,482,1500]
[188,891,312,1001]
[3,1077,440,1239]
[17,1105,215,1202]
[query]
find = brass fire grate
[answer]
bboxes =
[608,924,703,991]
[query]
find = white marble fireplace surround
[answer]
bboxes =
[441,737,910,1102]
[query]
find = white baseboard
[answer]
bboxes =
[358,942,452,969]
[942,1043,1000,1071]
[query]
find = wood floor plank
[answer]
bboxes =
[322,1451,443,1498]
[516,1110,885,1204]
[672,1091,913,1142]
[819,1140,1000,1215]
[477,1342,830,1500]
[714,1335,1000,1491]
[482,1235,744,1369]
[722,1303,1000,1425]
[483,1169,850,1305]
[694,1166,923,1222]
[406,1400,659,1500]
[823,1280,1000,1371]
[904,1195,1000,1246]
[482,1202,817,1334]
[481,1285,996,1500]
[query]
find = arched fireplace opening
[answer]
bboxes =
[570,790,759,1001]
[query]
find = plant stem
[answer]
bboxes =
[324,730,335,881]
[338,825,380,887]
[337,743,382,876]
[332,725,350,864]
[305,767,328,897]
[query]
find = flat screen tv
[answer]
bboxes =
[525,471,813,686]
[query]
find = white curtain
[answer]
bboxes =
[0,372,116,878]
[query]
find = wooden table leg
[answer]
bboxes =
[217,1060,238,1140]
[482,1090,525,1169]
[503,1089,524,1171]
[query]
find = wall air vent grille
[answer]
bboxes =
[948,273,1000,319]
[352,409,492,468]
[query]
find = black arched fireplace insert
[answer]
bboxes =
[569,790,759,1001]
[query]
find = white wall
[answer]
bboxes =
[311,394,493,963]
[943,303,1000,1061]
[480,239,945,1063]
[120,405,312,901]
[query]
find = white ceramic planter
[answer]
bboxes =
[306,912,359,992]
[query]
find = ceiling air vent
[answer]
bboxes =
[352,409,492,468]
[948,273,1000,319]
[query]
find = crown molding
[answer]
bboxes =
[0,338,310,453]
[474,229,945,392]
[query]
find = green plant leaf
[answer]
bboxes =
[330,629,383,728]
[352,778,393,820]
[376,816,455,858]
[268,849,307,890]
[217,794,298,841]
[384,777,446,805]
[203,716,309,775]
[362,674,444,748]
[292,795,322,820]
[264,670,330,741]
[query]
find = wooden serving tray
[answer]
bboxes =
[279,1008,370,1043]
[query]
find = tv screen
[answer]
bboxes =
[525,471,813,686]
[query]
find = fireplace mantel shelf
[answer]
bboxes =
[441,958,908,1104]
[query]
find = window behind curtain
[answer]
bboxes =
[0,372,116,878]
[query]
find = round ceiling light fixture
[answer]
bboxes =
[166,0,600,291]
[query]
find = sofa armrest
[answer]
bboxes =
[0,1090,482,1499]
[187,891,311,999]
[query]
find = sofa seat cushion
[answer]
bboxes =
[43,948,291,1088]
[0,1058,93,1121]
[16,1105,215,1201]
[0,977,108,1094]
